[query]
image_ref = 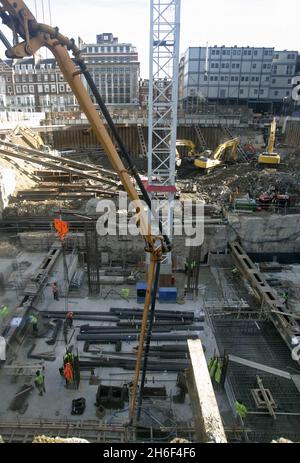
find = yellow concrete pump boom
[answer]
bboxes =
[258,117,280,165]
[0,0,171,423]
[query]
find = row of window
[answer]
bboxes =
[85,46,131,53]
[210,49,274,57]
[86,57,134,64]
[210,62,272,70]
[203,75,292,84]
[15,84,71,94]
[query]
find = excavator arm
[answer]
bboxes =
[211,138,240,160]
[267,118,277,154]
[0,0,171,422]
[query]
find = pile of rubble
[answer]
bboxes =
[179,153,300,204]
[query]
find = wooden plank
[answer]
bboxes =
[186,339,227,443]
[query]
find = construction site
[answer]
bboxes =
[1,0,300,445]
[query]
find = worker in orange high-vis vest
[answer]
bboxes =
[64,361,74,387]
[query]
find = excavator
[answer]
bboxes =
[175,139,196,166]
[258,118,281,165]
[194,138,240,172]
[0,0,171,423]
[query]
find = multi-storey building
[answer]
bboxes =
[0,57,78,113]
[80,33,140,106]
[179,45,298,112]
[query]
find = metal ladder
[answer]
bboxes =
[194,124,208,150]
[222,126,249,162]
[137,124,147,158]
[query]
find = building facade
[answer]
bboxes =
[179,46,298,112]
[0,57,78,113]
[80,33,140,106]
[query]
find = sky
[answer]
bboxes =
[1,0,299,77]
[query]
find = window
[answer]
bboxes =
[226,63,229,69]
[286,91,290,96]
[231,76,234,81]
[16,85,21,93]
[44,75,48,81]
[225,76,228,81]
[233,50,237,55]
[237,50,241,55]
[254,50,258,56]
[222,50,226,55]
[245,77,249,82]
[288,79,292,84]
[221,63,225,68]
[59,84,65,92]
[15,76,20,83]
[44,85,49,93]
[274,91,279,96]
[272,78,276,84]
[59,74,64,81]
[221,76,225,81]
[214,76,218,81]
[252,63,257,69]
[210,76,213,81]
[7,86,12,93]
[212,50,215,55]
[204,75,208,81]
[240,89,244,94]
[235,76,239,81]
[265,77,270,81]
[51,85,56,93]
[216,50,220,55]
[37,84,43,93]
[248,50,251,55]
[251,77,255,82]
[211,63,215,68]
[236,63,240,68]
[37,75,42,82]
[256,77,259,82]
[232,63,236,69]
[6,76,11,82]
[274,54,279,59]
[227,50,230,55]
[29,85,34,93]
[259,89,264,94]
[254,89,258,94]
[50,74,55,82]
[263,64,267,69]
[215,63,219,68]
[241,76,244,82]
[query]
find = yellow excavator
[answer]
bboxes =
[258,118,280,165]
[175,139,196,166]
[194,138,240,171]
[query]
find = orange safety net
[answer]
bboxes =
[54,219,69,241]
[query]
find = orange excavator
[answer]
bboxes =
[0,0,171,423]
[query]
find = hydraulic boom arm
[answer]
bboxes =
[267,118,277,154]
[0,0,171,422]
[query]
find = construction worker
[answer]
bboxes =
[208,357,222,384]
[0,306,9,319]
[66,311,74,328]
[63,349,74,365]
[63,361,74,388]
[235,401,248,419]
[283,291,289,303]
[34,370,46,396]
[28,314,38,334]
[51,282,59,301]
[121,288,130,300]
[231,267,238,275]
